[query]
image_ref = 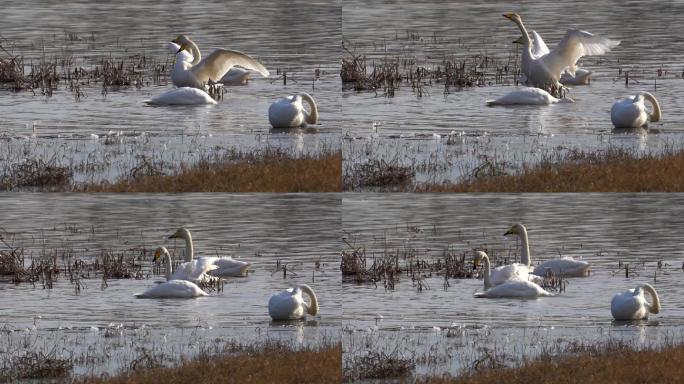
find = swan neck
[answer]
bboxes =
[300,92,318,124]
[188,39,201,65]
[482,254,491,289]
[641,283,660,314]
[641,92,661,123]
[183,232,194,262]
[163,253,172,281]
[518,227,531,266]
[514,18,532,51]
[299,284,319,316]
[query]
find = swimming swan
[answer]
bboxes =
[509,223,590,277]
[169,227,251,278]
[268,93,319,128]
[611,283,660,321]
[268,284,319,321]
[514,32,593,85]
[611,92,662,129]
[170,38,269,90]
[145,87,217,105]
[134,247,210,298]
[503,12,619,94]
[486,87,573,106]
[172,35,262,86]
[473,251,552,298]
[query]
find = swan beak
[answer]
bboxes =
[512,37,523,45]
[502,13,514,19]
[153,248,162,262]
[504,227,516,235]
[168,233,178,239]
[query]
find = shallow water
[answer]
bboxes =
[342,0,684,185]
[0,0,341,184]
[0,194,341,377]
[342,193,684,377]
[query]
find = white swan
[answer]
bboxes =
[268,284,319,321]
[169,38,269,90]
[503,12,619,94]
[268,93,319,128]
[486,87,573,106]
[474,251,552,298]
[168,227,251,278]
[509,223,591,277]
[611,92,662,129]
[611,283,661,321]
[135,247,209,298]
[145,87,217,105]
[514,32,593,85]
[172,35,261,86]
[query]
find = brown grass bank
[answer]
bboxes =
[420,342,684,384]
[419,148,684,192]
[80,343,341,384]
[81,150,341,192]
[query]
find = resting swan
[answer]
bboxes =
[268,284,319,321]
[486,87,573,106]
[268,93,319,128]
[169,227,251,277]
[172,35,263,86]
[611,92,662,129]
[503,12,619,95]
[170,40,269,90]
[514,32,593,85]
[145,87,217,105]
[611,283,660,321]
[473,251,552,298]
[509,223,590,277]
[134,247,210,298]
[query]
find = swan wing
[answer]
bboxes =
[530,30,550,58]
[611,289,647,320]
[191,49,269,84]
[476,280,552,298]
[542,30,619,77]
[146,87,217,105]
[171,258,218,282]
[268,289,305,320]
[210,256,251,277]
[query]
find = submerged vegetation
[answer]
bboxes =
[79,342,341,384]
[421,147,684,192]
[421,341,684,384]
[81,148,341,192]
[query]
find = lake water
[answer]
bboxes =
[342,193,684,378]
[0,193,341,378]
[0,0,341,184]
[342,0,684,186]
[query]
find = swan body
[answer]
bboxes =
[268,284,319,321]
[135,280,208,298]
[145,87,217,105]
[533,257,591,277]
[268,93,319,128]
[172,35,261,86]
[169,37,268,90]
[515,31,593,86]
[169,227,250,278]
[486,87,573,106]
[507,223,591,277]
[474,252,552,298]
[504,12,619,94]
[611,92,662,129]
[611,283,660,321]
[135,247,209,298]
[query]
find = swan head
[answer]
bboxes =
[153,246,170,263]
[502,12,522,23]
[504,223,526,236]
[472,250,488,269]
[168,227,191,240]
[172,34,192,46]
